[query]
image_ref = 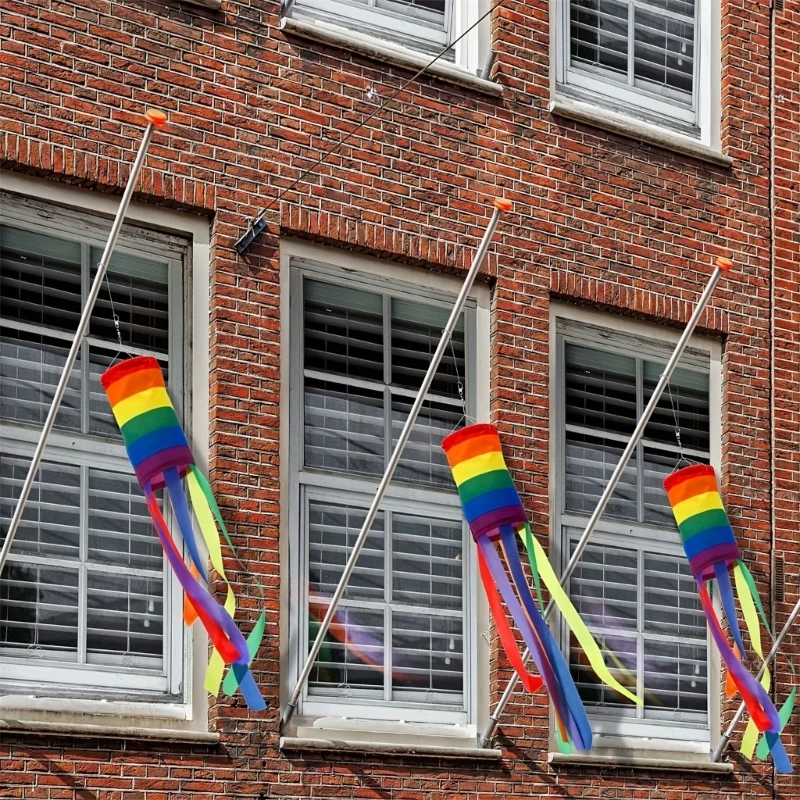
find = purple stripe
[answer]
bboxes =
[690,542,741,580]
[134,446,195,489]
[469,506,528,540]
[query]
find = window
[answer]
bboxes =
[556,0,714,137]
[554,313,719,749]
[289,0,452,56]
[288,257,479,725]
[0,192,187,699]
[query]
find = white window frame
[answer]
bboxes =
[0,171,212,739]
[280,239,491,744]
[288,0,489,74]
[553,0,719,144]
[549,301,722,757]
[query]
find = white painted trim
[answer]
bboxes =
[547,300,723,754]
[279,237,491,743]
[0,170,212,735]
[279,17,502,97]
[549,98,732,167]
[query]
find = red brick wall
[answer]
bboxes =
[1,0,798,796]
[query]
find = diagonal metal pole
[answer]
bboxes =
[711,596,800,761]
[0,108,168,576]
[280,197,512,735]
[478,256,732,748]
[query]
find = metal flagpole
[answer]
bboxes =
[279,197,512,735]
[0,108,169,576]
[477,256,732,748]
[711,595,800,762]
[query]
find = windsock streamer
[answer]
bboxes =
[101,355,266,711]
[664,464,791,772]
[443,424,642,753]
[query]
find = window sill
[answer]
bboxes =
[548,753,733,774]
[280,16,503,98]
[280,736,503,759]
[549,98,733,168]
[0,718,220,744]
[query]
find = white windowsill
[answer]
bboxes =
[549,753,733,773]
[549,97,733,168]
[0,718,220,744]
[281,736,502,759]
[280,16,503,97]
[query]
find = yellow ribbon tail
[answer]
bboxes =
[187,469,238,696]
[734,562,770,759]
[526,533,642,707]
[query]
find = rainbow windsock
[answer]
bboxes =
[101,355,266,711]
[664,465,791,772]
[443,424,641,753]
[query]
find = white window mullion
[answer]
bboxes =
[78,463,89,665]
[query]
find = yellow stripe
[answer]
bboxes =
[112,387,174,428]
[451,451,507,485]
[672,491,724,525]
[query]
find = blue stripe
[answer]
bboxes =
[683,524,736,561]
[463,487,523,523]
[128,426,190,468]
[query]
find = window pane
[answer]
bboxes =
[0,454,81,560]
[86,572,163,665]
[305,379,385,475]
[89,248,170,353]
[0,226,83,334]
[565,433,638,519]
[392,514,462,610]
[643,362,709,451]
[643,552,703,638]
[0,563,79,658]
[308,605,385,695]
[304,280,384,382]
[570,540,638,632]
[87,469,162,571]
[392,613,463,700]
[633,8,694,96]
[391,297,464,398]
[643,639,707,716]
[0,330,82,431]
[565,344,637,435]
[308,501,385,602]
[571,629,638,710]
[570,0,629,77]
[391,396,461,487]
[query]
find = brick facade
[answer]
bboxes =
[1,0,799,797]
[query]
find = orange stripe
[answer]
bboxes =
[445,433,501,466]
[666,474,719,507]
[105,368,166,408]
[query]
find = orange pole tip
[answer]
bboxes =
[144,108,168,128]
[493,198,512,212]
[715,257,733,272]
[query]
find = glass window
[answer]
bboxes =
[0,200,186,696]
[288,0,454,59]
[557,321,712,741]
[562,0,702,132]
[292,266,474,722]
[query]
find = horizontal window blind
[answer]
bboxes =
[299,272,470,714]
[0,216,181,688]
[569,0,696,102]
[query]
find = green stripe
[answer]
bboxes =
[457,469,514,504]
[120,405,181,447]
[678,508,730,542]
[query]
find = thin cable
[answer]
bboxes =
[239,1,508,244]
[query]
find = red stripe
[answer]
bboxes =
[441,423,498,452]
[663,463,715,492]
[100,354,161,390]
